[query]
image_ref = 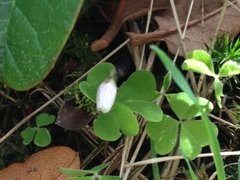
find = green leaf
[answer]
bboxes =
[180,120,218,160]
[21,127,36,145]
[34,127,51,147]
[68,177,94,180]
[162,73,172,91]
[219,60,240,77]
[214,78,224,108]
[99,176,121,180]
[166,92,213,119]
[0,0,84,90]
[79,63,115,101]
[150,45,226,178]
[116,71,157,102]
[36,113,55,127]
[58,167,95,177]
[187,50,214,72]
[123,101,163,122]
[90,163,109,172]
[182,59,214,76]
[94,103,139,141]
[147,115,179,155]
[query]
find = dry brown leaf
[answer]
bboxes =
[91,0,170,51]
[0,146,80,180]
[128,0,240,56]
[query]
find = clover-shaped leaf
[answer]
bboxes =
[147,115,179,155]
[93,103,139,141]
[187,50,214,72]
[123,101,163,122]
[79,63,115,101]
[21,127,36,145]
[219,60,240,77]
[180,120,218,159]
[116,70,158,102]
[34,128,52,147]
[36,113,55,127]
[166,92,213,119]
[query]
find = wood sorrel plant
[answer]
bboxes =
[79,63,163,141]
[182,50,240,107]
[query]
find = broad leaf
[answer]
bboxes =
[116,71,157,102]
[166,92,213,119]
[79,63,115,101]
[187,50,214,72]
[123,101,163,122]
[34,128,51,147]
[219,60,240,77]
[180,120,218,160]
[21,127,36,145]
[36,113,55,127]
[93,103,139,141]
[182,59,214,77]
[0,0,84,90]
[147,115,179,155]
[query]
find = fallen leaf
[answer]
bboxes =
[128,0,240,56]
[56,98,91,130]
[91,0,170,51]
[0,146,80,180]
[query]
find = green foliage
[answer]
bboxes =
[21,113,55,147]
[147,92,217,160]
[182,48,240,107]
[151,45,225,178]
[79,63,163,141]
[211,34,240,64]
[59,163,120,180]
[0,0,83,90]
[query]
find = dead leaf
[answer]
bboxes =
[128,0,240,56]
[56,98,91,130]
[91,0,170,51]
[0,146,80,180]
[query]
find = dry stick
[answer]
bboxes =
[125,151,240,168]
[210,0,228,49]
[209,114,238,129]
[228,0,240,12]
[139,0,155,70]
[0,38,130,145]
[123,129,147,180]
[197,0,206,95]
[120,137,130,177]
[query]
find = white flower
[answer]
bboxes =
[96,77,117,113]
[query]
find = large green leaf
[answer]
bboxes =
[0,0,83,90]
[123,101,163,122]
[79,63,115,101]
[147,115,179,155]
[180,120,218,160]
[166,92,213,120]
[93,103,139,141]
[116,70,157,102]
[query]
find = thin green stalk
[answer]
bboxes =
[181,151,197,180]
[150,140,161,180]
[150,45,226,180]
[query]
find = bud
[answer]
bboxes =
[96,77,117,113]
